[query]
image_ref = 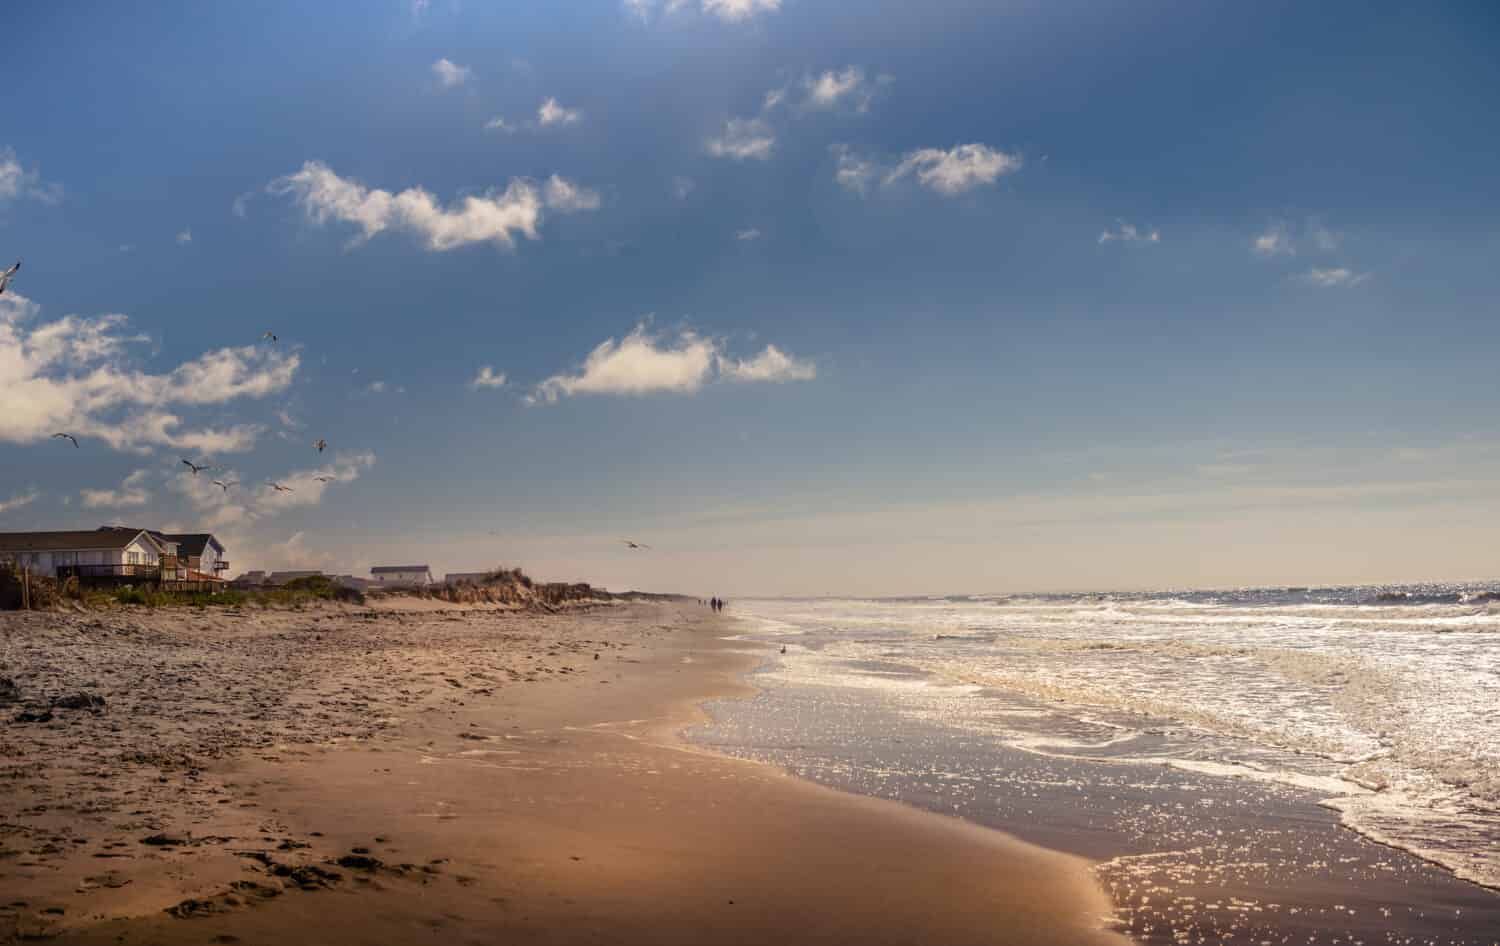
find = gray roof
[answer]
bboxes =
[371,565,431,573]
[162,533,223,557]
[0,529,152,552]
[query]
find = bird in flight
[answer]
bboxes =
[261,331,278,343]
[181,458,211,475]
[622,540,650,550]
[52,432,78,448]
[211,479,236,493]
[313,475,334,483]
[0,260,19,296]
[314,438,327,453]
[267,481,294,493]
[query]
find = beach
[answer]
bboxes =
[0,600,1123,946]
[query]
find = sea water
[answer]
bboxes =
[694,587,1500,942]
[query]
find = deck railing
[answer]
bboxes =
[56,564,161,580]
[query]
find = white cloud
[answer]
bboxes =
[672,177,696,200]
[530,324,815,403]
[736,227,761,241]
[469,365,507,389]
[268,161,596,252]
[483,116,513,132]
[1098,220,1160,245]
[803,66,874,112]
[366,380,387,393]
[537,97,583,126]
[701,0,780,21]
[81,469,151,509]
[0,489,39,515]
[0,292,297,453]
[886,143,1021,195]
[627,0,778,22]
[0,146,61,204]
[231,192,253,217]
[176,228,192,244]
[705,117,775,160]
[831,144,877,194]
[1299,267,1369,288]
[532,325,717,403]
[172,451,376,530]
[718,344,816,383]
[1252,222,1296,257]
[431,58,473,88]
[542,175,601,212]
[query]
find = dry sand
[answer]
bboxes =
[1,601,1125,945]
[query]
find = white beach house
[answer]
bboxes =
[371,565,434,587]
[0,527,171,579]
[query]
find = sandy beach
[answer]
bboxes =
[0,601,1124,946]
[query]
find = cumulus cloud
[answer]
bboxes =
[543,175,601,212]
[831,144,877,194]
[469,365,507,389]
[431,58,472,88]
[530,324,814,404]
[886,143,1021,195]
[172,451,376,530]
[231,192,253,217]
[0,147,61,204]
[176,228,192,244]
[1253,222,1296,257]
[1299,267,1369,288]
[0,292,297,453]
[537,97,583,126]
[736,227,761,241]
[0,489,40,515]
[267,161,597,252]
[81,469,151,509]
[705,117,775,160]
[801,66,880,112]
[834,143,1020,197]
[483,116,513,132]
[627,0,779,22]
[701,0,780,21]
[718,344,816,383]
[1098,220,1160,245]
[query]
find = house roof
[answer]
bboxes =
[0,529,152,552]
[372,565,431,573]
[163,533,223,557]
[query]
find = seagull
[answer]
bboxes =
[314,438,327,453]
[267,481,294,493]
[313,475,334,483]
[622,540,650,550]
[211,479,237,493]
[52,432,79,448]
[0,260,19,296]
[780,645,787,655]
[181,458,211,475]
[261,331,278,343]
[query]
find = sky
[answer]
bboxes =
[2,0,1499,596]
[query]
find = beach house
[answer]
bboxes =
[163,533,229,580]
[0,528,171,581]
[371,565,433,587]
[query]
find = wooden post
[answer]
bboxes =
[21,565,30,611]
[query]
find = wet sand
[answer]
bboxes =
[1,602,1124,945]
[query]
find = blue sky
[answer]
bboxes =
[2,0,1499,594]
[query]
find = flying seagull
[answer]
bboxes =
[261,331,278,343]
[181,458,211,475]
[313,475,334,483]
[314,438,327,453]
[0,260,19,296]
[622,540,650,550]
[267,481,294,493]
[211,479,237,493]
[52,432,78,448]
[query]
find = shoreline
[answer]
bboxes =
[2,601,1127,945]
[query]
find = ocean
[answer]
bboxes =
[691,587,1500,945]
